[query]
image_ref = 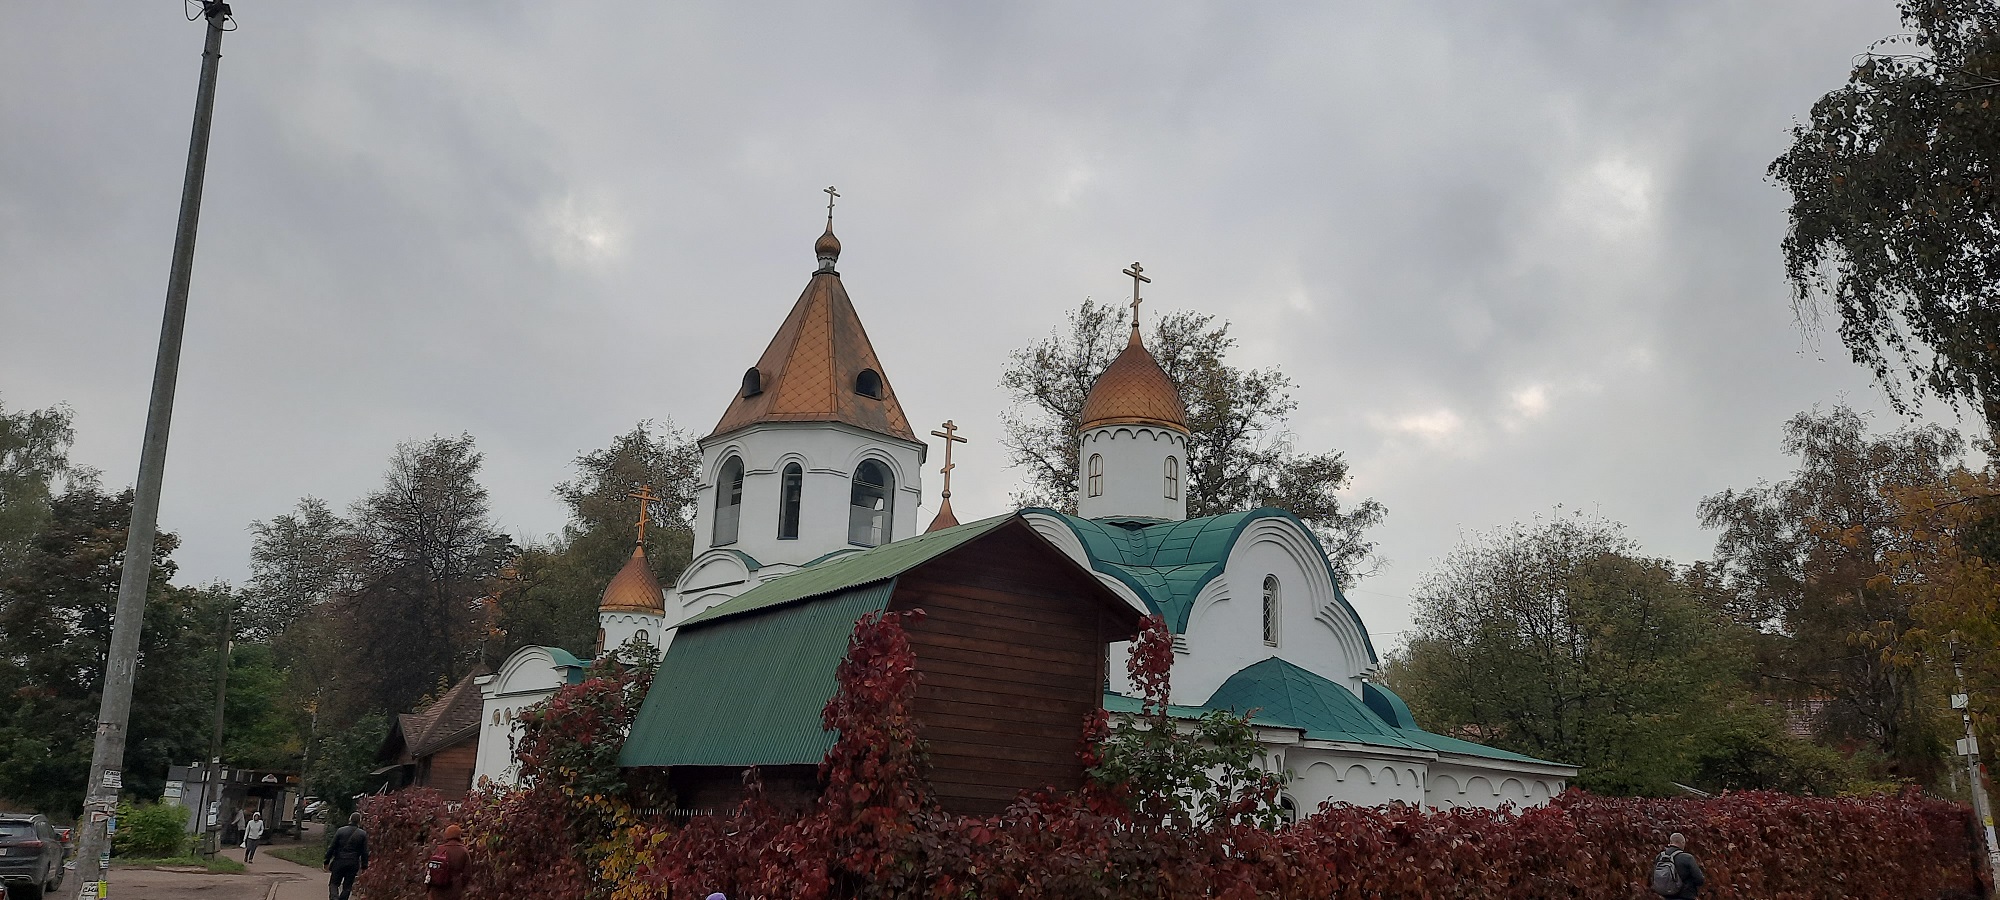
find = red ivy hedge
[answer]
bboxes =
[360,611,1989,900]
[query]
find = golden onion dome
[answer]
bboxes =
[1079,327,1189,433]
[599,545,666,614]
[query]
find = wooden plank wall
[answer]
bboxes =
[419,741,479,800]
[894,525,1126,815]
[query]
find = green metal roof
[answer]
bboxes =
[1026,508,1379,662]
[1105,659,1570,768]
[619,582,896,768]
[1202,657,1429,750]
[546,647,587,669]
[681,515,1013,627]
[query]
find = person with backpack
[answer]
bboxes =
[1649,831,1706,899]
[423,823,471,899]
[324,812,370,900]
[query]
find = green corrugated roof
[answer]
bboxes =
[681,515,1012,627]
[1026,508,1379,663]
[620,582,896,767]
[1103,660,1570,768]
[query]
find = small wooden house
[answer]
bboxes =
[377,672,487,800]
[619,513,1145,815]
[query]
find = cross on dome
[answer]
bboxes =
[931,420,967,500]
[629,484,662,546]
[1123,262,1150,330]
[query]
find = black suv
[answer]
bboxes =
[0,814,64,900]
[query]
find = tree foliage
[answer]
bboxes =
[339,434,511,716]
[1389,513,1830,796]
[0,396,72,576]
[1087,615,1287,830]
[0,480,220,812]
[1000,299,1384,583]
[1771,0,2000,426]
[1699,406,1962,782]
[500,422,699,659]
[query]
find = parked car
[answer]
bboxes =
[0,813,64,900]
[302,798,326,821]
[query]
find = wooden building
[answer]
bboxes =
[377,672,486,800]
[619,513,1145,815]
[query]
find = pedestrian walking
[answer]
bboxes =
[241,811,265,863]
[324,812,370,900]
[423,823,471,900]
[1649,831,1706,899]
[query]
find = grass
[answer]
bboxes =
[111,854,247,874]
[266,843,325,868]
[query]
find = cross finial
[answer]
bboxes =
[628,483,663,547]
[930,420,968,499]
[1122,262,1150,331]
[824,185,840,227]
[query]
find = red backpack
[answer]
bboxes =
[424,846,456,889]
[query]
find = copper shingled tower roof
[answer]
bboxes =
[599,545,666,614]
[1079,326,1190,432]
[706,227,917,443]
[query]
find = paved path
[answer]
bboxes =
[97,840,325,900]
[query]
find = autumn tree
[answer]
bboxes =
[1771,0,2000,426]
[338,434,511,716]
[1699,406,1962,782]
[498,422,700,659]
[1000,299,1384,583]
[1386,513,1843,796]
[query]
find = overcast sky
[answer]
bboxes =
[1,1,1959,648]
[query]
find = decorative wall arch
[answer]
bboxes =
[1230,517,1373,672]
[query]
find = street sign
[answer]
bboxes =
[1955,693,1971,709]
[1961,736,1982,756]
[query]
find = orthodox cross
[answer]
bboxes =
[628,484,662,546]
[931,421,968,499]
[824,185,840,226]
[1123,261,1150,328]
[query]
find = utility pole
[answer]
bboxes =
[205,599,232,850]
[1952,644,2000,888]
[74,2,234,894]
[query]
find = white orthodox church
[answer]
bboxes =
[473,220,1576,812]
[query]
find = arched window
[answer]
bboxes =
[848,459,894,546]
[1165,455,1180,500]
[1262,575,1281,646]
[1087,454,1104,497]
[1279,796,1298,823]
[741,367,762,397]
[634,629,651,645]
[712,456,744,545]
[778,462,803,540]
[855,368,883,398]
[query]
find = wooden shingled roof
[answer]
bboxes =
[707,235,917,444]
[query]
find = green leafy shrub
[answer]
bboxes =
[113,801,190,857]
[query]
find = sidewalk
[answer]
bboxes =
[214,843,324,900]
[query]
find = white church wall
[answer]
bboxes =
[1075,425,1188,521]
[1171,517,1366,705]
[692,423,925,571]
[1424,759,1568,811]
[472,648,577,787]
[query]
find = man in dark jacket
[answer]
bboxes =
[1653,832,1706,899]
[324,812,369,900]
